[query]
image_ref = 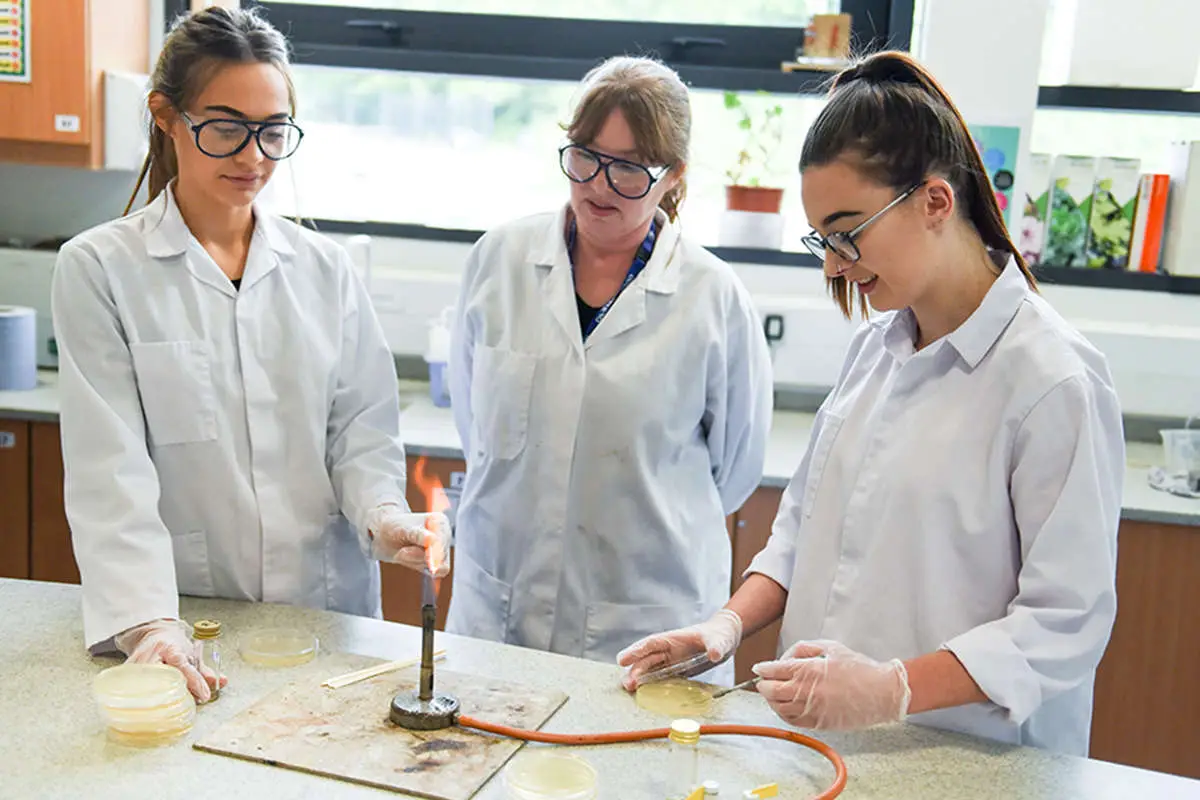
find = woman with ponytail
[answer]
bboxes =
[621,51,1125,756]
[51,7,441,703]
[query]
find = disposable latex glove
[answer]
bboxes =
[113,619,223,704]
[752,639,911,730]
[616,609,743,692]
[366,504,451,577]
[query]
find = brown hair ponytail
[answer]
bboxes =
[801,50,1036,317]
[124,6,294,215]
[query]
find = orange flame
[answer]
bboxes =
[411,457,450,584]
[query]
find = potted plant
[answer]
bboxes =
[723,90,786,214]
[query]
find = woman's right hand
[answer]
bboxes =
[114,619,222,703]
[616,609,744,692]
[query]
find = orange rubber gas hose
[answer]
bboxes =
[457,714,848,800]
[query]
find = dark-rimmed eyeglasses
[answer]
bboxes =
[801,182,926,264]
[180,112,304,161]
[559,144,670,200]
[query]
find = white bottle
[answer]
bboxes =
[426,307,453,408]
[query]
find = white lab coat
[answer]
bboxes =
[446,206,773,682]
[748,260,1124,755]
[51,186,408,651]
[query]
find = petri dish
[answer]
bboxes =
[505,750,598,800]
[93,663,190,710]
[239,628,319,667]
[635,678,714,719]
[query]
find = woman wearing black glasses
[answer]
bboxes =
[445,56,772,683]
[623,51,1124,756]
[51,7,440,703]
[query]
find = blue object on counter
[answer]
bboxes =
[428,361,451,408]
[0,305,37,391]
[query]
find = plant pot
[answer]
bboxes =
[726,185,784,214]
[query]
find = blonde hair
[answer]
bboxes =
[565,56,691,221]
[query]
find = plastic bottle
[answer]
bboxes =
[668,718,702,799]
[192,619,224,700]
[426,306,453,408]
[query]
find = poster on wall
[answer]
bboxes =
[970,124,1021,231]
[0,0,30,83]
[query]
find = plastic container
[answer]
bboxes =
[426,306,454,408]
[93,663,196,747]
[1160,428,1200,480]
[668,718,701,800]
[239,628,320,667]
[192,619,223,700]
[504,750,598,800]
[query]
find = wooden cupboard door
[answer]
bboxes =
[30,422,79,584]
[0,0,90,145]
[379,456,466,629]
[731,487,784,685]
[0,420,30,579]
[1089,520,1200,779]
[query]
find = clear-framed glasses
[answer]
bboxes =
[180,112,304,161]
[558,143,670,200]
[801,181,926,264]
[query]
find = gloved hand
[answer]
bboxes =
[752,640,911,730]
[616,609,743,692]
[366,504,451,577]
[113,619,223,704]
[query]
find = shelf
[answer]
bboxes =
[1033,266,1200,295]
[1037,85,1200,115]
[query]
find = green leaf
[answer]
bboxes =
[738,117,752,130]
[723,91,740,110]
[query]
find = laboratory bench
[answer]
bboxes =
[1,373,1199,780]
[3,578,1198,800]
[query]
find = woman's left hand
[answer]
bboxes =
[752,640,911,730]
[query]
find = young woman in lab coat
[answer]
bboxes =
[620,51,1125,756]
[446,56,773,681]
[51,8,442,702]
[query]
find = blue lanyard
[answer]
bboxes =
[567,217,658,341]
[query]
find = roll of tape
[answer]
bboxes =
[0,305,38,391]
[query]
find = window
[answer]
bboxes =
[241,0,913,245]
[261,66,827,249]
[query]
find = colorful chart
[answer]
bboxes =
[970,124,1021,231]
[0,0,29,83]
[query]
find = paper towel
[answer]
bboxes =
[0,305,37,391]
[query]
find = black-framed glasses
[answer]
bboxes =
[559,144,670,200]
[801,182,926,264]
[180,112,304,161]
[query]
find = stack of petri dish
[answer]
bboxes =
[93,663,196,747]
[504,750,598,800]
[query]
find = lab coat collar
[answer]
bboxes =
[142,183,297,294]
[943,256,1029,369]
[533,204,682,351]
[876,256,1029,368]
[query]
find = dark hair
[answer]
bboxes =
[800,50,1037,318]
[125,7,294,214]
[566,56,690,222]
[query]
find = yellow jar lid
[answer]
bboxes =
[193,620,222,640]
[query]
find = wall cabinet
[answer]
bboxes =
[0,0,147,168]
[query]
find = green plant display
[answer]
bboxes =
[1044,181,1090,267]
[723,90,784,187]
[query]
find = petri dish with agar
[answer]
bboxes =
[504,750,598,800]
[635,678,715,719]
[93,663,196,747]
[239,628,319,667]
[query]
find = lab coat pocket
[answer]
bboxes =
[469,345,536,461]
[171,530,214,597]
[584,600,706,664]
[448,550,512,643]
[129,341,218,446]
[801,412,844,518]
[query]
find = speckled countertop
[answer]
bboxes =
[4,578,1197,799]
[2,372,1198,527]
